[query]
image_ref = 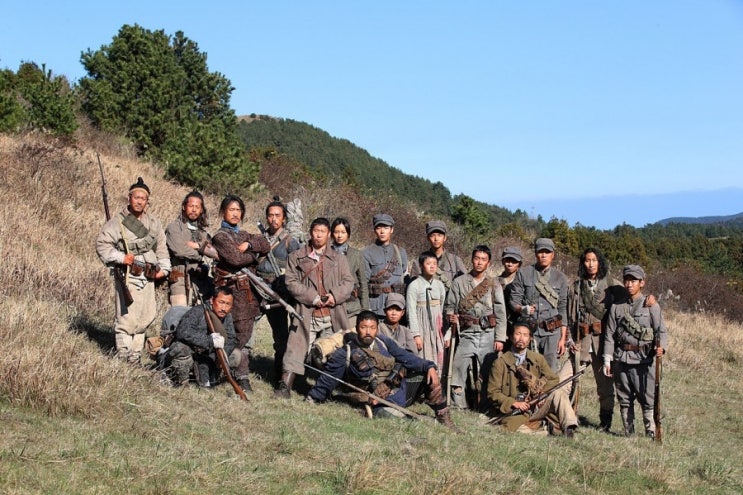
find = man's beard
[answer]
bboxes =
[358,335,374,347]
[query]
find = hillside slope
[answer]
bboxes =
[0,133,741,494]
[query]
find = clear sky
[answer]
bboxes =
[3,1,742,229]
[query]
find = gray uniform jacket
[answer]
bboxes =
[445,273,508,343]
[362,242,408,315]
[508,264,569,337]
[604,295,668,366]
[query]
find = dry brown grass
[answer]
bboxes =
[1,131,742,494]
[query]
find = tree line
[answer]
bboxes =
[1,23,742,289]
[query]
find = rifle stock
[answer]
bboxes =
[488,367,586,425]
[97,153,134,306]
[654,333,663,445]
[192,283,248,401]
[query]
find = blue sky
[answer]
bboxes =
[3,1,742,229]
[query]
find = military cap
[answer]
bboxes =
[622,264,646,280]
[534,238,555,252]
[129,177,150,195]
[385,292,406,310]
[425,220,447,235]
[373,213,395,227]
[501,246,523,262]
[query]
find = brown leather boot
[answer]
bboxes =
[435,407,462,433]
[274,371,295,399]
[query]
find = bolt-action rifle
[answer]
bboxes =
[487,367,586,425]
[239,267,303,321]
[303,362,427,421]
[654,332,663,445]
[191,282,248,402]
[97,153,134,306]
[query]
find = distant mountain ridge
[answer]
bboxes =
[656,211,743,226]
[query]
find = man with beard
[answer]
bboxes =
[305,310,459,431]
[165,190,218,306]
[487,318,578,437]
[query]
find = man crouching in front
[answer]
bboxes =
[305,310,460,432]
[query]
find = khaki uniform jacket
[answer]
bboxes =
[96,207,171,276]
[285,245,355,333]
[487,350,559,431]
[509,264,569,337]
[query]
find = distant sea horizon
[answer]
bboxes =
[499,187,743,230]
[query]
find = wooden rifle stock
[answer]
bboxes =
[192,283,248,401]
[97,153,134,306]
[445,320,458,407]
[654,333,663,445]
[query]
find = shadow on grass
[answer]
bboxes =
[69,312,115,354]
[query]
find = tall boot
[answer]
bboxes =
[274,371,295,399]
[642,409,656,439]
[620,406,635,437]
[599,408,613,433]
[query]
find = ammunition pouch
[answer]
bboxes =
[578,321,602,338]
[479,314,497,330]
[130,262,160,280]
[145,333,174,357]
[541,314,563,332]
[168,269,185,283]
[369,283,405,297]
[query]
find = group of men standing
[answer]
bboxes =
[96,178,667,438]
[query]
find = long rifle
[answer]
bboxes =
[97,153,134,306]
[238,267,303,321]
[654,333,663,445]
[488,367,586,425]
[303,362,428,421]
[191,282,248,401]
[445,321,458,407]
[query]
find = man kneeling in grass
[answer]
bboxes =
[305,310,459,431]
[487,317,578,437]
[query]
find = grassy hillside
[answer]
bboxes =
[1,133,742,494]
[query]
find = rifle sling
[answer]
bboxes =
[535,270,559,309]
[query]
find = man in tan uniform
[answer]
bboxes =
[96,177,171,364]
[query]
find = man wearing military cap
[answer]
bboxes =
[498,246,523,334]
[96,177,171,364]
[603,265,668,438]
[362,214,408,316]
[409,220,466,293]
[508,238,569,372]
